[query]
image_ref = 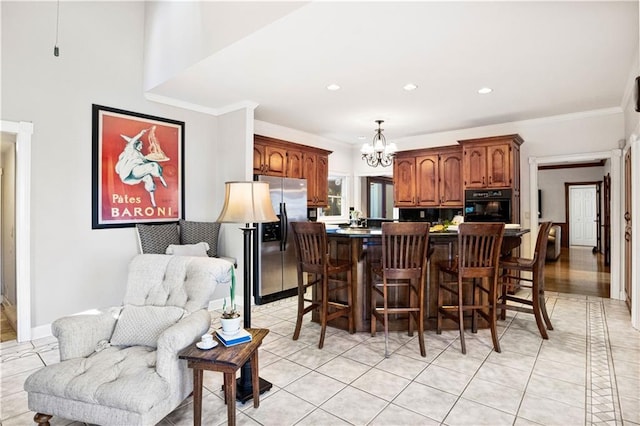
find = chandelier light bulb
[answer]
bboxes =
[361,120,396,167]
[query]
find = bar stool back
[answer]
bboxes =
[371,222,430,357]
[437,222,505,354]
[499,221,554,338]
[291,222,354,348]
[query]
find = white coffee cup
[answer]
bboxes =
[201,333,213,346]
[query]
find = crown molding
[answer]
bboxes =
[144,93,259,116]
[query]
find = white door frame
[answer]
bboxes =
[529,150,622,306]
[0,120,32,342]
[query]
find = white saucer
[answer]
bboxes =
[196,340,218,350]
[218,329,241,338]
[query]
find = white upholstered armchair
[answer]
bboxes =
[24,254,233,426]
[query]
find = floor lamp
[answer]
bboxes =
[216,181,278,403]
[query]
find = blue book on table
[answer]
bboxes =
[215,328,252,347]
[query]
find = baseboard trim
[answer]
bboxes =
[31,323,53,340]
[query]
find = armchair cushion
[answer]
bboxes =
[110,305,186,348]
[179,219,220,257]
[24,346,166,413]
[165,242,210,257]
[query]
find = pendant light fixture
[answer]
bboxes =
[361,120,397,167]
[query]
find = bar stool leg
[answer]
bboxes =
[457,277,466,354]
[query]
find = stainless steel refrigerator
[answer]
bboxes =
[253,176,307,304]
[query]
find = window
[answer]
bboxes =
[319,174,348,222]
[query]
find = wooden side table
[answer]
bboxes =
[178,328,269,426]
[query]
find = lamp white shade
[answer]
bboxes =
[216,181,278,224]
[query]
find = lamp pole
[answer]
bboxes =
[234,224,272,403]
[216,181,277,403]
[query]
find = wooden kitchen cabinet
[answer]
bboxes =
[393,156,416,207]
[415,154,439,206]
[286,149,304,179]
[439,149,464,206]
[254,134,331,207]
[393,146,463,208]
[253,138,287,177]
[303,152,329,207]
[459,134,523,190]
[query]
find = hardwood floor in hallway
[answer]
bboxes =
[0,305,17,343]
[544,246,610,298]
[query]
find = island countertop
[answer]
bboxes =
[327,226,530,238]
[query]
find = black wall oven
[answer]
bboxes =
[464,189,512,223]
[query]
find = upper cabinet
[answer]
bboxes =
[459,134,523,190]
[393,146,463,208]
[253,142,287,177]
[303,152,329,207]
[254,135,331,207]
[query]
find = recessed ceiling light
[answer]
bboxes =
[327,84,341,91]
[478,87,493,94]
[403,83,418,91]
[357,135,367,140]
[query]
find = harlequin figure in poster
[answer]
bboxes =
[115,126,169,207]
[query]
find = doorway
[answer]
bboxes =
[1,135,18,341]
[529,150,620,303]
[0,120,32,342]
[567,184,598,247]
[367,176,393,219]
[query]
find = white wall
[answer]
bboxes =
[1,1,226,328]
[538,166,605,223]
[143,1,306,91]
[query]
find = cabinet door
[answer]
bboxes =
[440,151,463,206]
[287,150,304,178]
[463,146,487,188]
[264,146,287,177]
[253,143,266,174]
[303,152,322,205]
[393,157,416,207]
[487,144,511,188]
[415,154,439,206]
[314,154,329,206]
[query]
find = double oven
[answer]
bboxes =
[464,189,512,223]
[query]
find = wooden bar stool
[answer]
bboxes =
[499,221,554,338]
[437,222,505,354]
[371,222,430,357]
[291,222,354,349]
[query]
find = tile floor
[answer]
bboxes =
[1,291,639,426]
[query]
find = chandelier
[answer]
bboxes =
[361,120,397,167]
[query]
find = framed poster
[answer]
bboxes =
[92,104,185,229]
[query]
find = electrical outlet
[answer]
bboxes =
[419,211,425,218]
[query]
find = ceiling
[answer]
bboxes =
[149,1,639,146]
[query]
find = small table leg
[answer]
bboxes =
[193,369,203,426]
[223,373,236,426]
[251,352,260,408]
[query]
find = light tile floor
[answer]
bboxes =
[1,291,639,426]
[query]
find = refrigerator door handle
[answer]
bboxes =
[280,202,288,252]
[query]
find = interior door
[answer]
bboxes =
[625,149,632,311]
[604,174,611,266]
[569,185,597,247]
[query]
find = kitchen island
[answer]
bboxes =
[321,226,529,332]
